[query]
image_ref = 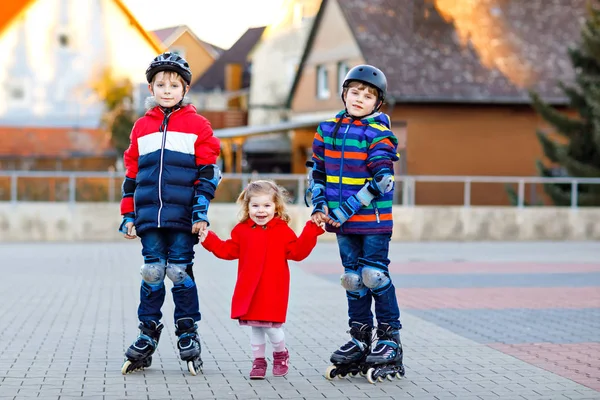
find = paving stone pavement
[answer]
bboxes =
[0,241,599,400]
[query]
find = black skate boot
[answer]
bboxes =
[175,318,203,376]
[324,322,372,380]
[121,320,163,374]
[365,323,405,383]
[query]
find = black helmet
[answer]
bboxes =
[342,64,387,107]
[146,52,192,85]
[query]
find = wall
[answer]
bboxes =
[0,203,598,242]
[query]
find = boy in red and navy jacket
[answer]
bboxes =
[309,65,404,378]
[118,52,221,375]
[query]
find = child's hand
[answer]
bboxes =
[123,222,137,239]
[311,207,330,228]
[198,228,208,243]
[192,221,207,235]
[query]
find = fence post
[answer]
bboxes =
[571,180,578,208]
[69,174,76,204]
[108,171,115,202]
[297,176,305,205]
[11,173,17,204]
[517,180,525,208]
[463,179,471,208]
[409,177,416,206]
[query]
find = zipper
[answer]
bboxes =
[373,201,380,223]
[338,123,350,233]
[156,107,181,227]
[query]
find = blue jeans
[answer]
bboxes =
[138,228,200,325]
[336,233,401,330]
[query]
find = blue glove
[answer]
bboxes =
[192,195,210,225]
[328,195,364,225]
[119,212,135,234]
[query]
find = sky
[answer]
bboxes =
[122,0,286,49]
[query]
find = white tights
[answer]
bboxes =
[250,327,286,358]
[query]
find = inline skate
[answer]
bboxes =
[175,318,203,375]
[121,321,163,374]
[365,323,405,383]
[324,322,372,380]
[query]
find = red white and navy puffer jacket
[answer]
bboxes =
[120,98,220,235]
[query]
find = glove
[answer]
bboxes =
[365,170,394,197]
[192,195,210,225]
[119,212,135,234]
[328,195,364,225]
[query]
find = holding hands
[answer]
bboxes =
[197,226,209,243]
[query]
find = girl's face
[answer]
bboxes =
[248,194,276,226]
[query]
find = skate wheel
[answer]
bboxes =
[366,368,376,384]
[350,372,358,377]
[187,359,203,376]
[325,365,337,380]
[386,374,393,381]
[187,360,197,376]
[121,360,132,375]
[395,372,403,379]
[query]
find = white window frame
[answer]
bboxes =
[337,61,349,95]
[316,64,330,99]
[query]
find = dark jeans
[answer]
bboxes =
[336,233,401,330]
[138,228,200,325]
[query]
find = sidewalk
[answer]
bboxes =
[0,241,598,400]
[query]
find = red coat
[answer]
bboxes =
[202,218,324,323]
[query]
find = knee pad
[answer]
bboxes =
[360,259,392,295]
[166,263,192,286]
[340,269,368,299]
[140,263,166,285]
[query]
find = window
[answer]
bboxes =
[5,79,28,106]
[337,61,349,95]
[316,65,330,99]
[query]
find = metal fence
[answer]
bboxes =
[1,171,600,208]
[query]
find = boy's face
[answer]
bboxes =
[248,194,276,226]
[344,84,378,118]
[149,71,189,108]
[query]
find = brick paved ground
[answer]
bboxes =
[0,241,598,399]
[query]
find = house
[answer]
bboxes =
[190,26,266,111]
[286,0,587,205]
[189,26,266,173]
[0,0,164,170]
[244,0,322,172]
[152,25,223,86]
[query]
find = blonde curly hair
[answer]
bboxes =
[237,180,291,224]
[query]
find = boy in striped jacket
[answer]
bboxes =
[309,65,404,379]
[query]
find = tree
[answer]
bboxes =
[525,3,600,206]
[92,69,138,156]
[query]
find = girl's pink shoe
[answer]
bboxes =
[272,349,289,377]
[249,358,267,379]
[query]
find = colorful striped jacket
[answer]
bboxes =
[311,111,399,235]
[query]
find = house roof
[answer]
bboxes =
[151,25,224,58]
[289,0,588,106]
[1,0,164,54]
[0,127,116,158]
[191,26,266,92]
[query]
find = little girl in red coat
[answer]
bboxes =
[199,180,324,379]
